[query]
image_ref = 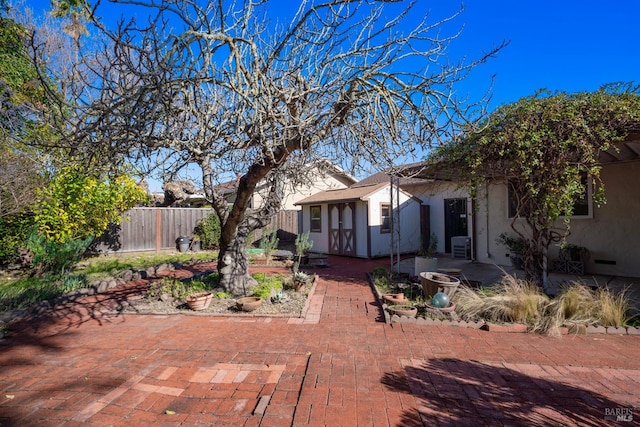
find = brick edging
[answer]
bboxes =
[365,273,640,335]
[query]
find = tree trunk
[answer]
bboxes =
[217,233,257,296]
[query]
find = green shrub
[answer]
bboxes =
[252,272,266,282]
[213,291,232,299]
[147,278,191,301]
[293,232,313,272]
[0,213,35,265]
[194,213,221,250]
[260,227,279,264]
[372,267,388,278]
[250,274,283,299]
[27,229,93,275]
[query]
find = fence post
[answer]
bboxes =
[156,208,162,253]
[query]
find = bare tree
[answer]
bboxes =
[47,0,505,294]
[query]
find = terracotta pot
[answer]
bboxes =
[236,296,262,312]
[186,292,213,311]
[383,293,408,305]
[387,305,417,318]
[426,302,457,313]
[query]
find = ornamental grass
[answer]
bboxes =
[453,274,633,334]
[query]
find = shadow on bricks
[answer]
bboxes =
[383,358,634,425]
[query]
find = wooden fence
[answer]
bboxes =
[95,207,300,253]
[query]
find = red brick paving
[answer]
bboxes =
[1,255,639,426]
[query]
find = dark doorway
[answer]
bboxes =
[444,198,468,253]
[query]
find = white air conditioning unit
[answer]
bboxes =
[451,236,471,260]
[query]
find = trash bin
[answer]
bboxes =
[176,236,191,252]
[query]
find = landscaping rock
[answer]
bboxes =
[567,324,587,335]
[626,327,640,336]
[119,270,134,282]
[97,281,110,293]
[155,263,173,274]
[586,325,607,334]
[482,323,528,333]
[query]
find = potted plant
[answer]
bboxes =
[496,232,527,269]
[186,291,213,311]
[387,304,418,318]
[414,232,438,275]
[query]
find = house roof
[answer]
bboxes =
[599,132,640,164]
[400,132,640,181]
[213,159,357,195]
[351,169,432,187]
[295,183,388,205]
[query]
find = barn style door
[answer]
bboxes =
[328,202,356,256]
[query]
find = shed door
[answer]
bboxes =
[328,203,356,256]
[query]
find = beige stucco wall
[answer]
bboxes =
[252,169,354,210]
[404,181,472,255]
[474,161,640,277]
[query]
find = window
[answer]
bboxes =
[380,203,391,233]
[310,205,321,232]
[507,174,591,218]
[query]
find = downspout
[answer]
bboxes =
[389,175,394,272]
[485,182,491,259]
[471,197,477,261]
[396,176,401,274]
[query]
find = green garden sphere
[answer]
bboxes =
[432,292,449,308]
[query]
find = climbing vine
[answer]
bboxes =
[431,83,640,285]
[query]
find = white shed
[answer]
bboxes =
[295,182,422,258]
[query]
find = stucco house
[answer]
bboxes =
[295,181,422,257]
[403,133,640,278]
[214,160,357,211]
[295,169,473,258]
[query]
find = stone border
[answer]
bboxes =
[0,263,318,325]
[366,273,640,335]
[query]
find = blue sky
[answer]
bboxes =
[25,0,640,109]
[23,0,640,188]
[447,1,640,110]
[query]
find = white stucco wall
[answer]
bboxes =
[298,186,421,257]
[404,181,472,255]
[367,186,421,257]
[301,204,329,254]
[474,161,640,277]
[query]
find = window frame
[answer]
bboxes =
[380,203,391,234]
[507,174,593,219]
[310,205,322,232]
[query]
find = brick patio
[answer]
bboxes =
[1,255,639,426]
